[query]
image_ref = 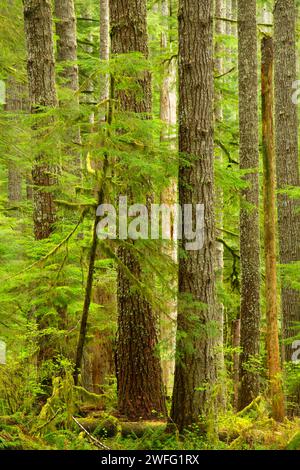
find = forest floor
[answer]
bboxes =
[1,399,300,450]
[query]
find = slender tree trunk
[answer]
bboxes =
[23,0,58,240]
[54,0,79,92]
[261,36,285,422]
[225,0,231,36]
[81,0,114,396]
[159,0,177,397]
[274,0,300,417]
[237,0,261,410]
[110,0,166,420]
[82,285,116,394]
[170,0,217,432]
[74,161,108,385]
[54,0,81,176]
[231,0,237,36]
[215,0,226,410]
[99,0,109,104]
[80,1,95,124]
[5,78,24,203]
[226,0,240,410]
[232,318,240,410]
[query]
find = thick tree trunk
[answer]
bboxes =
[261,36,285,422]
[170,0,217,432]
[237,0,261,410]
[110,0,166,420]
[23,0,58,240]
[274,0,300,417]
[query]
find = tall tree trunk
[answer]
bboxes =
[54,0,81,175]
[225,0,231,36]
[23,0,58,240]
[80,1,95,124]
[274,0,300,416]
[159,0,177,397]
[99,0,109,105]
[215,0,226,410]
[81,0,114,396]
[54,0,79,92]
[170,0,217,432]
[5,78,24,203]
[74,163,108,385]
[232,318,240,410]
[110,0,166,420]
[231,0,237,36]
[237,0,261,410]
[261,36,285,422]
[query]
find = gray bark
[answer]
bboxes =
[54,0,79,92]
[237,0,261,410]
[274,0,300,416]
[23,0,58,240]
[171,0,217,432]
[5,78,26,203]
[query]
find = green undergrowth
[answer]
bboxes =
[1,402,299,450]
[0,374,299,450]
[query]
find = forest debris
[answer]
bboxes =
[35,372,75,434]
[236,396,262,417]
[72,416,110,450]
[75,416,106,433]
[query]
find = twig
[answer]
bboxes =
[77,17,99,23]
[162,54,177,65]
[216,227,239,238]
[72,416,110,450]
[215,16,273,28]
[217,237,240,260]
[215,67,236,79]
[215,139,239,164]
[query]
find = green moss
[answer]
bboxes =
[121,421,166,438]
[94,415,120,438]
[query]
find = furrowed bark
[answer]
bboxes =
[23,0,58,240]
[110,0,166,420]
[274,0,300,417]
[171,0,217,432]
[237,0,261,410]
